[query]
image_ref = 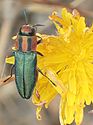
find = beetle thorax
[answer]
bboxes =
[14,35,37,52]
[14,24,37,52]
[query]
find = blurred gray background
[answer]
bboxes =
[0,0,93,125]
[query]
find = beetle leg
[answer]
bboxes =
[35,68,38,82]
[0,75,15,87]
[37,38,42,44]
[37,36,42,44]
[37,68,56,87]
[10,65,15,77]
[36,51,44,56]
[3,65,15,83]
[37,39,42,44]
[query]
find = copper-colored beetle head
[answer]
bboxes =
[19,24,36,36]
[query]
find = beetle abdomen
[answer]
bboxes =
[15,51,37,99]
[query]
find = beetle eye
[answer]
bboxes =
[30,28,35,36]
[18,26,36,36]
[19,27,22,35]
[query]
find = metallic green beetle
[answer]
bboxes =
[15,25,39,99]
[5,24,43,99]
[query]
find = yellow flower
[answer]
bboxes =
[34,8,93,125]
[6,8,93,125]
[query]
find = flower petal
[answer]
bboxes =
[75,105,84,125]
[6,56,15,64]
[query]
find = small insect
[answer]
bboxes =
[0,10,57,99]
[12,25,42,99]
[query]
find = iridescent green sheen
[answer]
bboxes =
[14,51,37,99]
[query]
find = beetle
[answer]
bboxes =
[0,11,57,99]
[4,24,44,99]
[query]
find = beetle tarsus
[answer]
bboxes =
[0,75,15,87]
[3,76,12,83]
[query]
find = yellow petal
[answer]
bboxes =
[59,98,75,125]
[45,69,66,95]
[36,106,42,120]
[75,106,84,125]
[77,62,89,96]
[59,98,65,125]
[49,13,66,27]
[76,17,86,36]
[61,8,72,27]
[6,56,15,64]
[53,22,64,35]
[65,104,75,124]
[68,66,76,94]
[67,91,76,106]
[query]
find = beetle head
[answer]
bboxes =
[19,25,36,36]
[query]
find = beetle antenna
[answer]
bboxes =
[32,24,45,31]
[24,9,28,24]
[32,24,45,27]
